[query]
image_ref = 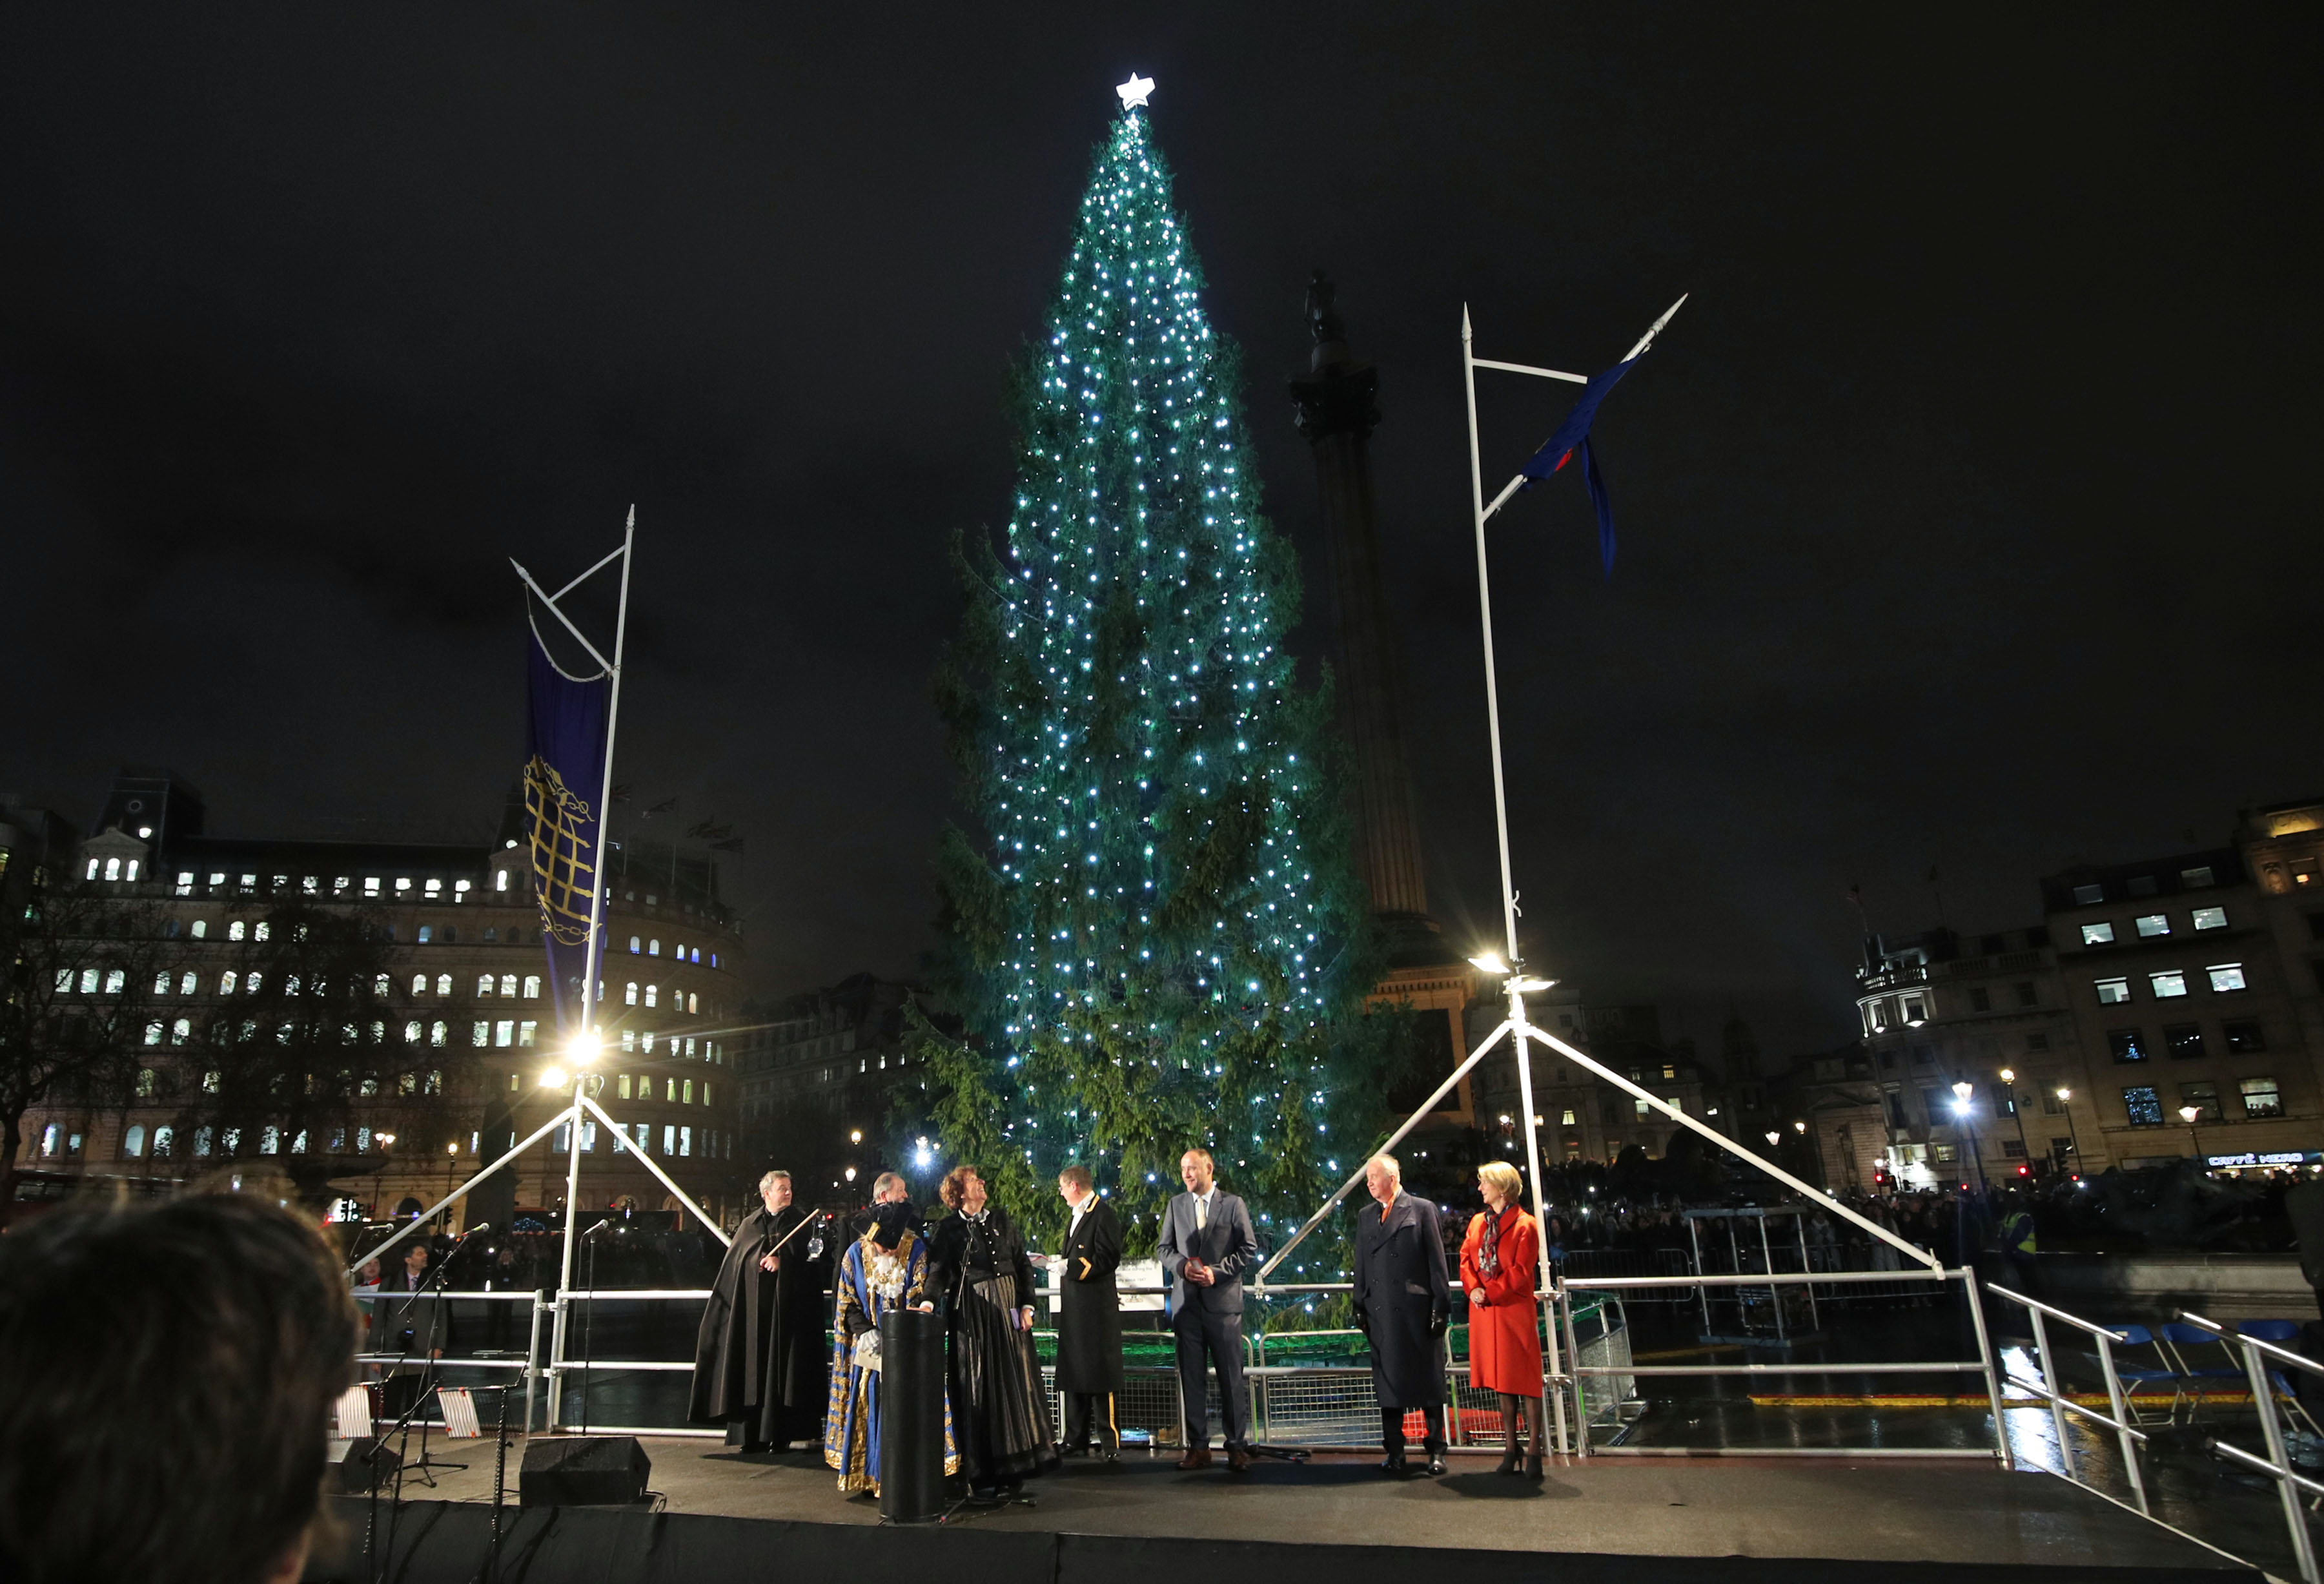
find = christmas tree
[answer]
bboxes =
[918,85,1385,1264]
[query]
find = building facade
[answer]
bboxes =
[10,770,749,1227]
[734,972,941,1202]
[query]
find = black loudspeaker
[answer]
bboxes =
[519,1435,651,1507]
[329,1437,403,1492]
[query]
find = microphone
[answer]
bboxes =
[459,1222,491,1239]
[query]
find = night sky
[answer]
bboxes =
[2,8,2313,1057]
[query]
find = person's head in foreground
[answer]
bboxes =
[0,1187,356,1584]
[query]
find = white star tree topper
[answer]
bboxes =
[1116,74,1154,111]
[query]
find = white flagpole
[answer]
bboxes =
[1466,305,1568,1448]
[545,509,636,1408]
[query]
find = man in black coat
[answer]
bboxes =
[1052,1164,1125,1461]
[689,1170,830,1452]
[1351,1153,1451,1475]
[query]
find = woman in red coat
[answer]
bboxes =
[1460,1159,1545,1476]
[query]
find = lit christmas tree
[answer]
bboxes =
[918,81,1387,1259]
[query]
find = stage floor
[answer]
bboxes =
[316,1436,2261,1581]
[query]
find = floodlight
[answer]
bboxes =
[1467,951,1509,975]
[539,1066,568,1089]
[1510,976,1555,994]
[1951,1081,1973,1102]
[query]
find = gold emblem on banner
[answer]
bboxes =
[522,755,596,945]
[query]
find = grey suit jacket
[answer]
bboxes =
[1157,1188,1259,1317]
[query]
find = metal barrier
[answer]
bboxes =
[1984,1283,2150,1512]
[1561,1268,2013,1463]
[2175,1308,2323,1583]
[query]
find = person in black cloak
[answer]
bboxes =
[690,1169,831,1452]
[1049,1164,1125,1461]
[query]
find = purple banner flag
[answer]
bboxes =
[524,635,611,1033]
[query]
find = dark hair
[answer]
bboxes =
[0,1190,356,1584]
[938,1164,983,1210]
[1058,1164,1094,1193]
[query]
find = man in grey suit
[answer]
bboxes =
[1157,1147,1259,1472]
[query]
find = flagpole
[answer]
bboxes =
[550,509,635,1406]
[1465,306,1568,1451]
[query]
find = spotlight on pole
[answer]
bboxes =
[566,1028,602,1066]
[1467,951,1510,976]
[1510,976,1556,994]
[539,1066,568,1089]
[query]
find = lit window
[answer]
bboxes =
[2181,866,2215,888]
[688,993,698,1014]
[476,974,494,997]
[152,1127,174,1158]
[424,878,441,895]
[2107,1029,2150,1062]
[219,971,237,994]
[680,1126,692,1158]
[1560,1109,1576,1126]
[190,920,207,940]
[170,1019,189,1044]
[303,876,318,894]
[104,857,121,881]
[411,973,428,995]
[621,1029,637,1052]
[682,1078,694,1104]
[626,982,638,1006]
[405,1021,422,1044]
[666,1077,677,1102]
[471,1022,489,1046]
[125,860,139,882]
[2192,907,2228,931]
[2149,971,2188,998]
[498,974,517,998]
[454,879,470,900]
[85,859,98,881]
[124,1126,145,1158]
[619,1074,632,1100]
[494,1020,514,1047]
[2164,1024,2205,1060]
[649,940,660,957]
[2072,883,2105,905]
[229,920,247,941]
[629,936,641,954]
[2208,963,2248,993]
[430,1020,447,1047]
[644,985,659,1008]
[2134,915,2169,938]
[495,870,509,892]
[2123,1085,2164,1126]
[2178,1080,2222,1122]
[253,922,269,942]
[435,974,451,996]
[176,871,193,895]
[143,1020,163,1045]
[2081,922,2115,945]
[363,877,380,896]
[2095,978,2130,1004]
[416,925,433,943]
[523,975,541,998]
[518,1021,536,1047]
[394,878,411,894]
[2241,1077,2284,1118]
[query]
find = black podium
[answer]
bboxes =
[878,1307,946,1523]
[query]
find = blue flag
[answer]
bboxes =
[1518,356,1636,579]
[523,635,611,1033]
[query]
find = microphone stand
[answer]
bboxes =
[578,1219,613,1439]
[393,1226,484,1489]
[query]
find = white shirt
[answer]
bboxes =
[1191,1186,1216,1229]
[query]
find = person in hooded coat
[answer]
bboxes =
[690,1170,830,1451]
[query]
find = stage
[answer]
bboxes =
[311,1437,2261,1581]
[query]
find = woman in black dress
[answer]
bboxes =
[927,1164,1056,1501]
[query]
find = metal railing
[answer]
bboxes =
[1560,1268,2012,1462]
[2176,1308,2323,1584]
[1984,1283,2150,1512]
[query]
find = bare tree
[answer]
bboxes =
[0,880,165,1224]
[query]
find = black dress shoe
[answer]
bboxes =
[1427,1451,1447,1476]
[1377,1455,1409,1476]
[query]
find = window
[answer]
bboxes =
[682,1078,695,1104]
[2073,883,2105,905]
[495,1020,514,1047]
[2192,907,2228,932]
[363,877,380,896]
[2001,1139,2026,1158]
[618,1074,632,1100]
[644,985,658,1008]
[228,920,247,941]
[2181,866,2215,888]
[666,1077,678,1102]
[1932,1142,1958,1164]
[411,972,427,996]
[2041,1088,2062,1115]
[2082,922,2116,946]
[679,1126,692,1158]
[1560,1109,1576,1126]
[430,1020,447,1047]
[2128,874,2158,898]
[496,870,510,892]
[2149,970,2188,999]
[2095,978,2131,1004]
[2178,1081,2223,1122]
[498,974,517,998]
[2135,914,2170,938]
[219,971,237,995]
[1900,994,1927,1024]
[404,1020,423,1044]
[476,974,495,998]
[2241,1077,2285,1119]
[416,925,433,943]
[621,1029,636,1053]
[2223,1020,2266,1053]
[518,1021,536,1047]
[190,920,207,940]
[143,1020,163,1046]
[629,935,641,954]
[124,1125,145,1158]
[2026,1033,2050,1051]
[394,878,411,894]
[435,974,451,996]
[688,993,699,1014]
[663,1125,676,1155]
[1968,987,1991,1013]
[522,975,540,999]
[2208,963,2248,993]
[2164,1024,2206,1060]
[103,857,120,881]
[2108,1029,2152,1063]
[625,982,638,1006]
[171,1018,189,1044]
[471,1022,489,1047]
[2123,1085,2165,1126]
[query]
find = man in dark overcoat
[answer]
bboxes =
[1053,1164,1125,1461]
[1351,1152,1451,1475]
[689,1170,830,1451]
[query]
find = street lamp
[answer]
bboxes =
[2179,1104,2205,1167]
[2056,1087,2083,1173]
[372,1131,396,1220]
[1997,1067,2031,1170]
[1950,1081,1988,1195]
[1766,1130,1782,1149]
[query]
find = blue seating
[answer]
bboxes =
[2161,1321,2245,1378]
